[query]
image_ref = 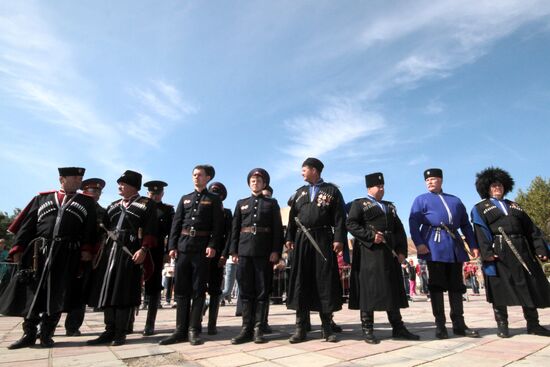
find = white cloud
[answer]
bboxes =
[128,80,197,120]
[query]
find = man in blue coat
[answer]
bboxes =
[409,168,480,339]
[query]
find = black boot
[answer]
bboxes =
[361,311,379,344]
[159,296,190,345]
[320,312,337,342]
[431,291,448,339]
[493,305,510,338]
[189,296,205,345]
[87,308,116,345]
[8,319,38,349]
[39,312,61,348]
[207,295,220,335]
[127,308,135,334]
[331,314,343,333]
[449,292,479,337]
[288,310,307,344]
[112,307,131,346]
[253,301,269,344]
[523,307,550,336]
[231,299,254,344]
[261,302,273,334]
[143,292,160,336]
[305,310,312,332]
[388,309,420,341]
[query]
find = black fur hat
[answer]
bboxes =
[475,167,514,199]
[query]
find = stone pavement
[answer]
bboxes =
[1,292,550,367]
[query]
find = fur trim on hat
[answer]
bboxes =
[475,166,514,199]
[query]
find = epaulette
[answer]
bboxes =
[38,190,56,195]
[137,196,151,204]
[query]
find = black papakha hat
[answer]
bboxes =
[302,157,324,172]
[247,168,270,186]
[117,170,142,189]
[365,172,384,188]
[144,180,167,194]
[81,178,105,191]
[424,168,443,180]
[475,167,514,199]
[208,181,227,201]
[58,167,85,176]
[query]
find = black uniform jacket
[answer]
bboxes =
[472,198,550,308]
[346,197,408,311]
[230,194,284,257]
[169,189,224,253]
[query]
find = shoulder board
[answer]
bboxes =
[38,190,56,195]
[137,196,150,204]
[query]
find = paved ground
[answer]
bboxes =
[1,291,550,367]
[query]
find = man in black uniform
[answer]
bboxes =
[286,158,346,343]
[347,172,419,344]
[160,165,224,346]
[65,178,108,337]
[4,167,97,349]
[87,170,157,346]
[142,180,175,336]
[230,169,284,344]
[204,181,232,335]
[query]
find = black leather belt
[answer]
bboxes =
[241,226,271,234]
[181,228,211,237]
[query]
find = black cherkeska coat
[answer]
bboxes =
[89,196,157,308]
[346,198,409,312]
[144,201,174,295]
[285,182,346,313]
[472,198,550,308]
[0,191,96,317]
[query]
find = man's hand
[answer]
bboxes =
[269,252,279,263]
[218,255,227,268]
[333,242,343,253]
[205,247,216,258]
[397,254,406,265]
[373,231,385,244]
[417,244,430,255]
[132,249,146,264]
[485,254,498,262]
[12,252,22,264]
[285,241,294,250]
[471,248,480,259]
[232,255,239,264]
[81,251,93,262]
[169,249,178,259]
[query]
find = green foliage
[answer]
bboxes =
[515,176,550,239]
[0,209,20,248]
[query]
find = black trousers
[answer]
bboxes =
[427,261,466,293]
[65,304,86,332]
[237,256,270,302]
[174,251,210,298]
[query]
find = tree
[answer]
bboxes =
[0,209,20,248]
[515,176,550,239]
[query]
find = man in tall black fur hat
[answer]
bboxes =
[471,167,550,337]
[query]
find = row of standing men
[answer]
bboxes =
[2,159,550,349]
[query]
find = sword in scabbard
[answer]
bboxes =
[369,225,405,264]
[99,223,134,258]
[440,222,474,258]
[294,217,327,262]
[497,226,532,276]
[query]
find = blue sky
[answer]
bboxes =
[1,1,549,232]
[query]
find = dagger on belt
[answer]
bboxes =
[99,222,134,258]
[497,226,532,276]
[294,217,327,262]
[440,221,474,258]
[368,225,406,265]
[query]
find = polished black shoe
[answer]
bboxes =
[40,335,55,348]
[188,330,203,346]
[288,328,306,344]
[392,327,420,341]
[142,325,155,336]
[321,329,337,343]
[363,329,379,344]
[527,324,550,337]
[496,323,510,338]
[435,326,449,339]
[159,332,187,345]
[261,323,273,334]
[453,327,480,338]
[8,334,37,350]
[231,328,253,344]
[254,327,267,344]
[87,332,115,345]
[111,335,126,346]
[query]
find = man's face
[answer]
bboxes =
[147,191,164,203]
[118,182,138,199]
[193,168,209,190]
[60,175,83,193]
[301,165,318,184]
[489,182,504,199]
[84,187,102,202]
[367,184,385,201]
[249,175,266,194]
[425,177,442,193]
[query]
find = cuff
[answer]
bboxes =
[141,234,157,249]
[8,245,24,256]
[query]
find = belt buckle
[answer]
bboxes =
[252,224,257,235]
[189,228,196,237]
